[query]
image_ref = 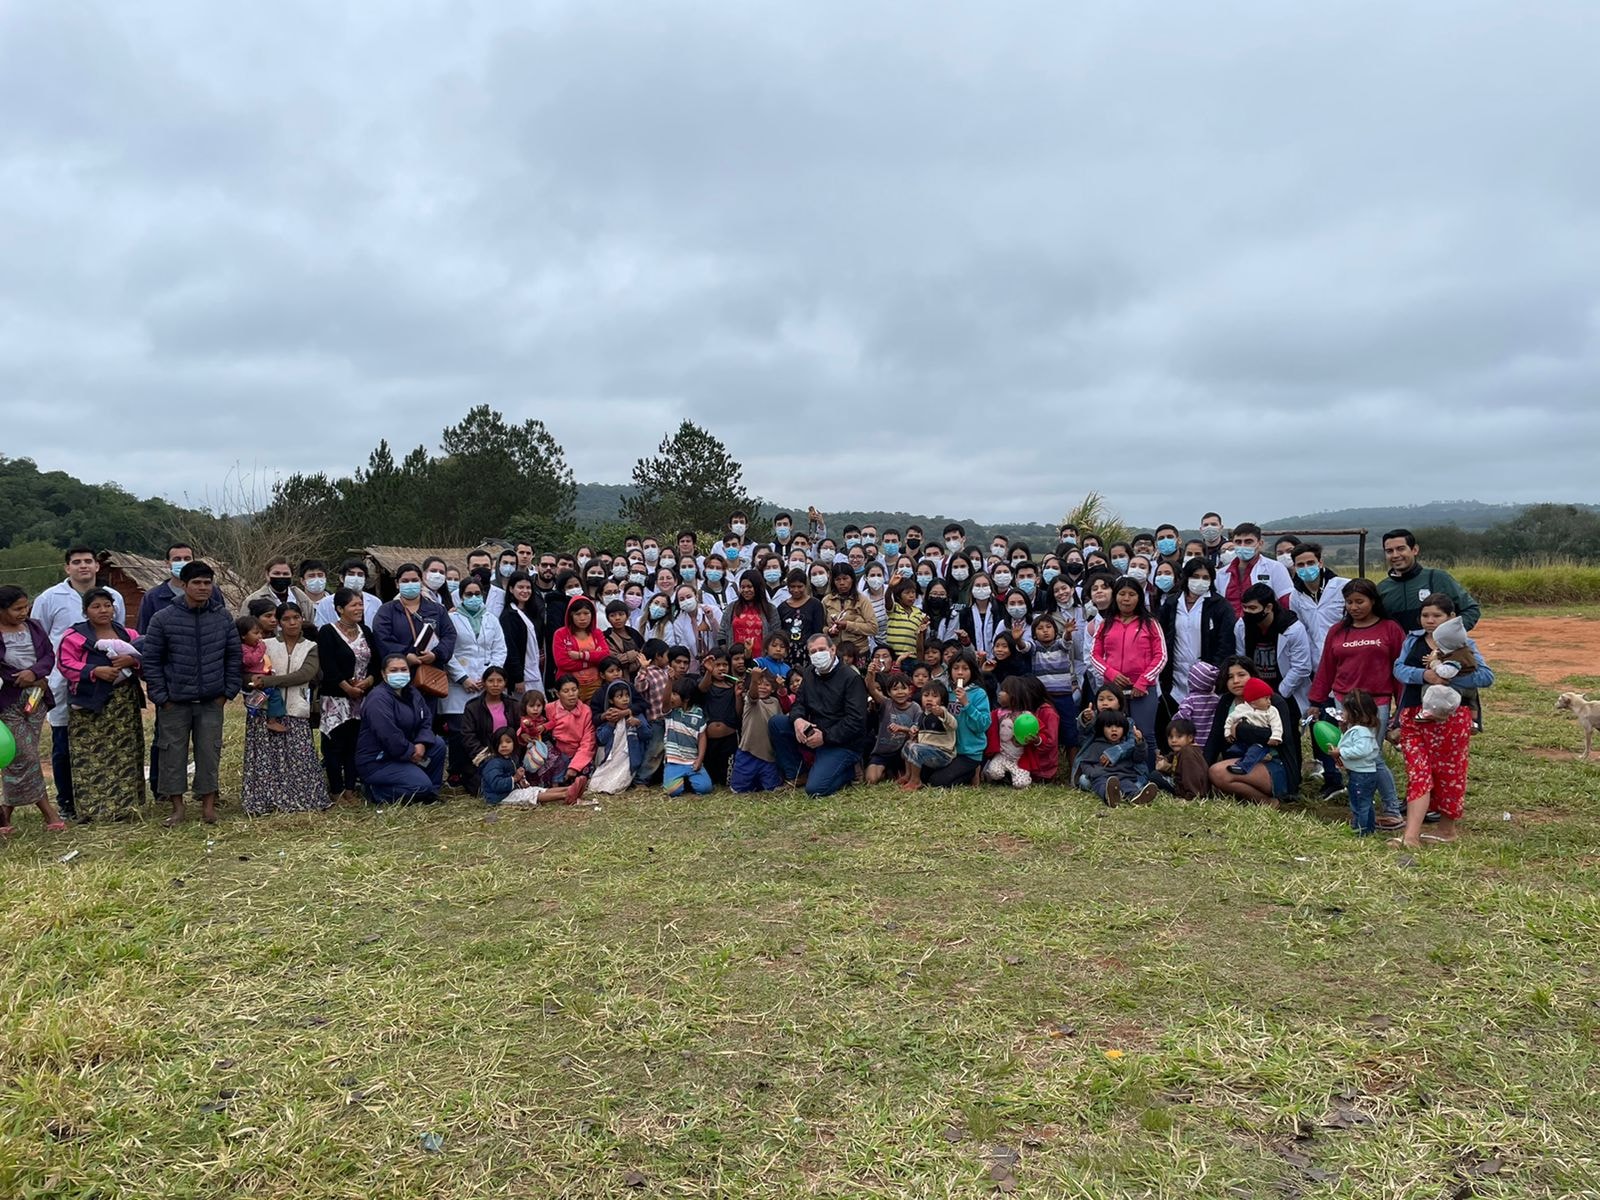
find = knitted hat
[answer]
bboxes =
[1241,677,1274,703]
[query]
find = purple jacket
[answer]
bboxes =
[0,619,56,712]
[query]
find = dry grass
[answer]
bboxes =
[2,659,1599,1197]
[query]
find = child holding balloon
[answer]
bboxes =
[1329,690,1389,835]
[984,675,1059,786]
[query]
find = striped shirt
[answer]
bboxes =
[884,604,926,660]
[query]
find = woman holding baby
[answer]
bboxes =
[1391,593,1495,850]
[56,587,148,822]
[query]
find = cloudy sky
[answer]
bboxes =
[4,2,1598,525]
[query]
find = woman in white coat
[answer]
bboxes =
[442,576,506,788]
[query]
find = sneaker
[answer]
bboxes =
[1104,778,1121,807]
[1423,810,1442,824]
[1306,763,1325,782]
[1320,783,1348,803]
[1129,783,1157,805]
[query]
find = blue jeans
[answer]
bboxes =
[1347,770,1378,834]
[1128,690,1159,768]
[1227,743,1270,774]
[768,714,858,797]
[730,750,783,793]
[663,763,713,794]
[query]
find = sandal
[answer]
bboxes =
[1376,815,1404,830]
[1419,833,1456,844]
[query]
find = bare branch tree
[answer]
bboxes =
[164,464,340,609]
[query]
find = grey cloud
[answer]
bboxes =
[3,0,1599,528]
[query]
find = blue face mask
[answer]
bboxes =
[882,543,900,557]
[853,563,866,576]
[1042,568,1060,583]
[705,568,724,583]
[398,581,423,600]
[461,596,485,615]
[1236,545,1258,562]
[763,568,781,584]
[1017,578,1036,596]
[1061,536,1077,547]
[775,526,792,542]
[1157,538,1178,556]
[648,604,667,620]
[896,566,912,579]
[499,562,515,578]
[1296,565,1321,583]
[916,575,933,590]
[170,561,188,578]
[846,537,861,549]
[1111,558,1129,573]
[385,672,411,690]
[1154,575,1175,593]
[680,564,696,579]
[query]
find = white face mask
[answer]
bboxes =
[991,545,1005,559]
[1277,553,1294,570]
[993,571,1013,588]
[730,522,746,537]
[950,567,969,582]
[945,538,962,553]
[809,648,835,672]
[343,575,365,592]
[971,585,992,602]
[819,548,836,563]
[1218,550,1237,569]
[866,575,884,591]
[1127,567,1149,583]
[643,548,660,565]
[810,574,828,588]
[1006,603,1027,618]
[424,571,446,589]
[304,576,326,594]
[1188,578,1210,597]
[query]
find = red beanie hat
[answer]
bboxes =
[1241,678,1273,703]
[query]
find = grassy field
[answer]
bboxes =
[2,645,1599,1197]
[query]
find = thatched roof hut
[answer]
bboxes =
[96,550,249,614]
[362,545,504,599]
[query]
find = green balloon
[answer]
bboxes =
[0,721,14,770]
[1311,720,1341,756]
[1012,711,1041,746]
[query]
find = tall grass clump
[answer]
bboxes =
[1452,558,1600,605]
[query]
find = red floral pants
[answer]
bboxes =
[1399,705,1472,819]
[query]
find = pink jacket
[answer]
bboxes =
[544,698,597,774]
[1091,616,1167,693]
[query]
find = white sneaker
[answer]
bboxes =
[1306,763,1324,781]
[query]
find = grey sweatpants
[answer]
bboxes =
[156,700,225,796]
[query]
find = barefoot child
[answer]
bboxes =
[237,615,287,733]
[514,691,582,804]
[865,669,921,784]
[481,728,544,806]
[731,668,784,793]
[900,681,957,791]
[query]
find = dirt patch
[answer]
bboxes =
[1527,747,1584,763]
[1472,616,1600,687]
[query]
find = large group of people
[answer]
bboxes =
[0,512,1494,850]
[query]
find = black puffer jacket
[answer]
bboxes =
[142,601,243,705]
[791,659,869,749]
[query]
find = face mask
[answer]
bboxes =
[705,568,723,583]
[447,579,461,595]
[951,567,970,582]
[1218,550,1237,569]
[1154,576,1175,594]
[809,649,835,672]
[882,542,900,557]
[344,575,365,592]
[1064,563,1084,578]
[775,525,792,542]
[1084,545,1100,556]
[625,594,643,611]
[577,556,590,571]
[170,561,188,578]
[1297,565,1321,583]
[628,572,646,586]
[905,537,921,552]
[1182,555,1197,566]
[1200,525,1223,545]
[659,557,676,571]
[641,548,659,565]
[763,568,781,585]
[852,562,866,577]
[845,537,861,549]
[1006,603,1027,619]
[1277,553,1294,570]
[971,585,992,602]
[564,588,583,601]
[730,522,747,537]
[1042,568,1059,584]
[386,671,411,690]
[611,563,628,579]
[1236,545,1258,562]
[896,566,912,579]
[461,596,485,615]
[818,548,836,564]
[648,603,667,620]
[1110,557,1129,574]
[945,538,962,553]
[1156,538,1178,556]
[1017,579,1036,596]
[993,571,1013,588]
[269,577,291,595]
[1061,535,1077,547]
[680,564,696,579]
[1187,578,1210,597]
[866,575,884,590]
[424,571,446,590]
[1127,567,1149,584]
[810,574,828,589]
[916,574,933,590]
[499,563,515,578]
[398,581,423,600]
[304,576,326,594]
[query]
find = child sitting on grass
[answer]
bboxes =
[663,676,713,796]
[865,669,921,784]
[899,681,957,792]
[1155,717,1209,800]
[481,728,545,806]
[1075,710,1155,806]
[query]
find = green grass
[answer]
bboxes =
[3,665,1599,1196]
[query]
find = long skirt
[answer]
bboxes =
[1399,705,1473,819]
[241,715,332,816]
[1,702,49,808]
[68,682,148,821]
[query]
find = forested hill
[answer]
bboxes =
[1262,500,1598,534]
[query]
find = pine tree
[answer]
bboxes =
[619,421,758,536]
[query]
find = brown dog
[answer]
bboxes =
[1555,692,1599,760]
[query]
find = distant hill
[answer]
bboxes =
[1260,500,1600,534]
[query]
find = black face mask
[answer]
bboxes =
[269,578,291,595]
[925,598,950,620]
[1063,563,1084,578]
[905,537,922,552]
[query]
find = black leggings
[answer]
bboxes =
[322,720,360,794]
[925,753,982,788]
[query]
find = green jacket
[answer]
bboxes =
[1377,565,1480,634]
